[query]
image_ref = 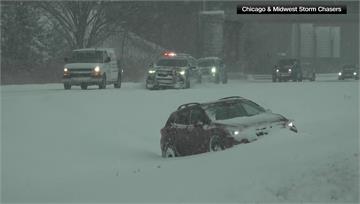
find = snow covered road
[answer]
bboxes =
[1,75,359,203]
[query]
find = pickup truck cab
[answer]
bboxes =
[62,48,122,90]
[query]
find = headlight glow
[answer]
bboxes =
[94,66,100,72]
[338,72,342,76]
[354,72,357,76]
[179,70,185,75]
[148,70,156,74]
[288,122,294,127]
[288,68,292,72]
[64,68,68,72]
[211,67,216,73]
[225,127,240,137]
[276,69,279,73]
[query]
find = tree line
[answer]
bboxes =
[1,1,204,84]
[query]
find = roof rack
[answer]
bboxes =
[177,102,200,110]
[218,96,243,100]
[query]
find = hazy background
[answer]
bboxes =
[1,1,359,84]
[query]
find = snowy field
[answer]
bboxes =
[1,74,359,203]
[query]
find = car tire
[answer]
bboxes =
[162,144,177,158]
[80,83,88,90]
[272,76,277,82]
[215,74,220,84]
[114,72,121,88]
[197,74,202,84]
[310,73,315,81]
[64,83,71,90]
[222,72,228,84]
[209,136,224,152]
[186,77,190,89]
[99,74,106,89]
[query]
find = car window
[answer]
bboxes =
[189,108,208,124]
[165,113,177,127]
[241,100,266,116]
[175,109,190,125]
[157,59,188,67]
[69,50,104,63]
[198,60,215,67]
[203,101,247,121]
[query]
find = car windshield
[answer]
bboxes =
[68,51,105,63]
[279,59,296,66]
[202,100,266,121]
[198,60,216,67]
[156,59,188,67]
[343,65,355,70]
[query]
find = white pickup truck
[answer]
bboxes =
[62,48,122,90]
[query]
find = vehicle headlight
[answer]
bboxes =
[64,68,68,72]
[287,121,298,133]
[94,66,100,72]
[354,72,357,76]
[225,127,240,137]
[287,122,294,127]
[211,67,216,73]
[276,69,279,73]
[288,68,292,72]
[179,70,185,75]
[148,70,156,74]
[338,72,342,76]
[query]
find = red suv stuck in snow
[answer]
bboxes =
[160,96,298,157]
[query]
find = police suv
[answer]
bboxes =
[146,52,198,89]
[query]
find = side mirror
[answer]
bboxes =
[105,57,111,63]
[64,57,68,63]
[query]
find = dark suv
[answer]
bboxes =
[338,65,359,80]
[272,59,302,82]
[160,96,298,157]
[197,57,228,84]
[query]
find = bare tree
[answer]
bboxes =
[37,1,123,49]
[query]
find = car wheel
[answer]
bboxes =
[209,136,224,152]
[114,72,121,88]
[99,74,106,89]
[197,74,202,84]
[64,83,71,90]
[215,74,220,84]
[186,78,190,89]
[272,76,277,82]
[162,144,177,158]
[80,83,88,90]
[222,72,228,84]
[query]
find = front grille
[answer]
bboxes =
[67,68,93,78]
[156,70,173,77]
[70,73,92,77]
[201,68,210,75]
[69,68,93,72]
